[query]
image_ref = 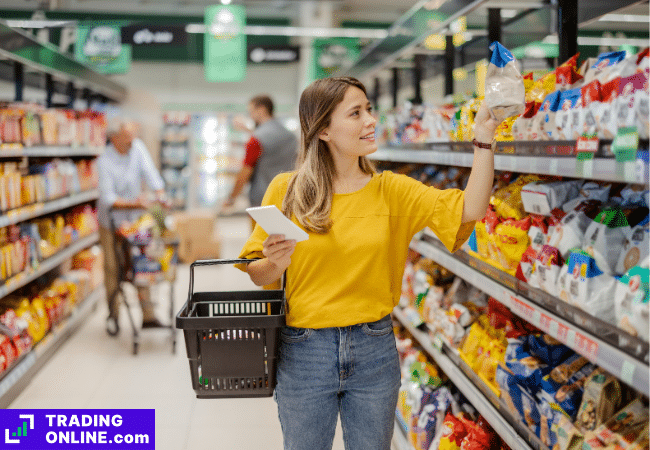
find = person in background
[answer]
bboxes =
[98,118,167,336]
[224,95,298,220]
[237,77,501,450]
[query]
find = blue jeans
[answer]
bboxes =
[274,314,401,450]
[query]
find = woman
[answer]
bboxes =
[238,76,501,450]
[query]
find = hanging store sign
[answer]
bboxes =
[313,38,359,80]
[248,45,300,63]
[75,23,131,74]
[204,5,247,82]
[121,24,187,46]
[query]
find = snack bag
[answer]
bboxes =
[492,216,532,274]
[527,71,556,103]
[506,352,550,394]
[615,264,649,341]
[554,88,583,139]
[491,175,540,220]
[583,207,631,275]
[414,387,452,450]
[526,334,573,367]
[531,245,564,296]
[591,399,649,449]
[583,50,628,84]
[616,72,650,139]
[556,54,584,91]
[484,42,526,121]
[557,413,585,450]
[616,219,649,274]
[512,102,540,140]
[516,245,539,285]
[495,364,527,424]
[540,354,596,418]
[549,200,603,260]
[596,78,622,140]
[564,251,617,323]
[578,80,603,139]
[576,369,625,433]
[438,413,469,450]
[535,91,562,140]
[521,180,583,216]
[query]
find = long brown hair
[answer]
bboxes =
[282,77,375,234]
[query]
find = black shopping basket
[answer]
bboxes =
[176,259,285,399]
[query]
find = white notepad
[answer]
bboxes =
[246,205,309,242]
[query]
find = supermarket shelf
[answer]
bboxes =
[0,232,99,299]
[392,306,536,450]
[392,421,414,450]
[371,144,649,184]
[0,146,104,158]
[0,286,105,408]
[410,237,650,397]
[0,189,98,228]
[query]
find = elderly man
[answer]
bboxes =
[98,119,166,336]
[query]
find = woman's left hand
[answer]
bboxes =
[473,102,502,144]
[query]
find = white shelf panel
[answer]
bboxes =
[0,146,104,158]
[0,286,105,407]
[0,190,98,228]
[410,238,650,397]
[371,147,649,184]
[392,307,535,450]
[0,232,99,299]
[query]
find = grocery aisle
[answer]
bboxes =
[9,215,347,450]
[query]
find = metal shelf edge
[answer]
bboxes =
[0,190,99,228]
[0,146,104,158]
[410,239,650,397]
[392,307,534,450]
[0,233,99,299]
[0,287,105,407]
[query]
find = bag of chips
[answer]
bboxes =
[615,264,649,341]
[615,219,649,274]
[583,50,628,84]
[578,80,603,139]
[485,42,525,122]
[531,245,565,296]
[438,413,469,450]
[512,101,540,140]
[555,88,583,140]
[616,72,650,139]
[533,91,562,140]
[527,334,573,367]
[596,78,622,140]
[583,207,631,275]
[564,251,617,323]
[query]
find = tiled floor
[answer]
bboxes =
[9,216,348,450]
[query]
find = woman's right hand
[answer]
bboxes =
[262,234,296,271]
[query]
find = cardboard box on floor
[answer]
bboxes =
[172,211,221,264]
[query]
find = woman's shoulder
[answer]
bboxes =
[267,171,296,197]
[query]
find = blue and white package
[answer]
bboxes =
[554,88,582,140]
[485,41,526,121]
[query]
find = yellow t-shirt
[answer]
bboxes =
[238,171,475,329]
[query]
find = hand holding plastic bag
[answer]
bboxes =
[485,42,526,122]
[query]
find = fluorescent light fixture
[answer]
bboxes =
[221,0,232,4]
[599,14,649,23]
[543,34,650,47]
[186,24,388,39]
[5,20,75,28]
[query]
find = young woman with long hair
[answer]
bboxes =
[238,76,501,450]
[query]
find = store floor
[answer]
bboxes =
[9,216,350,450]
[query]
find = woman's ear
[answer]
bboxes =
[318,128,330,142]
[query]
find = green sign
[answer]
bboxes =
[204,5,246,82]
[75,23,131,74]
[313,38,360,80]
[612,126,639,163]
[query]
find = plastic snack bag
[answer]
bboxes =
[596,78,622,140]
[578,80,603,139]
[548,200,603,260]
[576,369,625,433]
[512,101,540,140]
[583,207,631,275]
[564,251,617,324]
[484,42,526,122]
[556,54,584,91]
[521,180,583,217]
[583,50,628,84]
[615,219,649,274]
[531,245,564,297]
[615,264,649,341]
[555,88,583,140]
[616,72,650,139]
[534,91,562,140]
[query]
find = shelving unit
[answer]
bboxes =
[371,142,649,184]
[0,147,104,158]
[160,113,192,210]
[0,286,105,408]
[0,189,98,228]
[392,306,539,450]
[409,236,650,397]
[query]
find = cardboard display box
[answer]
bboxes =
[171,211,221,264]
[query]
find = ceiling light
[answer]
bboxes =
[5,20,75,28]
[221,0,232,4]
[186,24,388,39]
[599,14,649,23]
[542,34,650,47]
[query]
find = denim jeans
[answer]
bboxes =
[274,314,401,450]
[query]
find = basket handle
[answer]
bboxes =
[188,258,288,312]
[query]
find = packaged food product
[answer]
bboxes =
[616,72,650,139]
[527,334,573,366]
[554,88,583,140]
[512,101,540,140]
[485,42,526,121]
[438,413,469,450]
[491,175,540,220]
[583,207,631,275]
[576,369,625,433]
[564,251,617,323]
[583,50,628,84]
[616,219,649,274]
[557,413,585,450]
[578,80,603,139]
[531,245,564,296]
[516,246,538,285]
[615,264,649,341]
[521,180,582,217]
[590,399,649,449]
[527,71,557,104]
[461,416,501,450]
[414,387,453,450]
[596,78,622,140]
[506,352,550,394]
[549,200,603,259]
[533,91,562,140]
[492,216,532,274]
[556,54,584,91]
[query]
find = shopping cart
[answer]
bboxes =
[108,207,179,355]
[176,259,285,398]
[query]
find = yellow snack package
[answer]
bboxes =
[495,116,518,141]
[490,175,540,220]
[492,216,532,274]
[527,71,556,103]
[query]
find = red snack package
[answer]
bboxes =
[556,54,584,91]
[461,416,502,450]
[439,413,470,450]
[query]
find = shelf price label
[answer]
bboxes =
[507,293,535,323]
[539,313,552,330]
[575,332,599,362]
[576,136,599,154]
